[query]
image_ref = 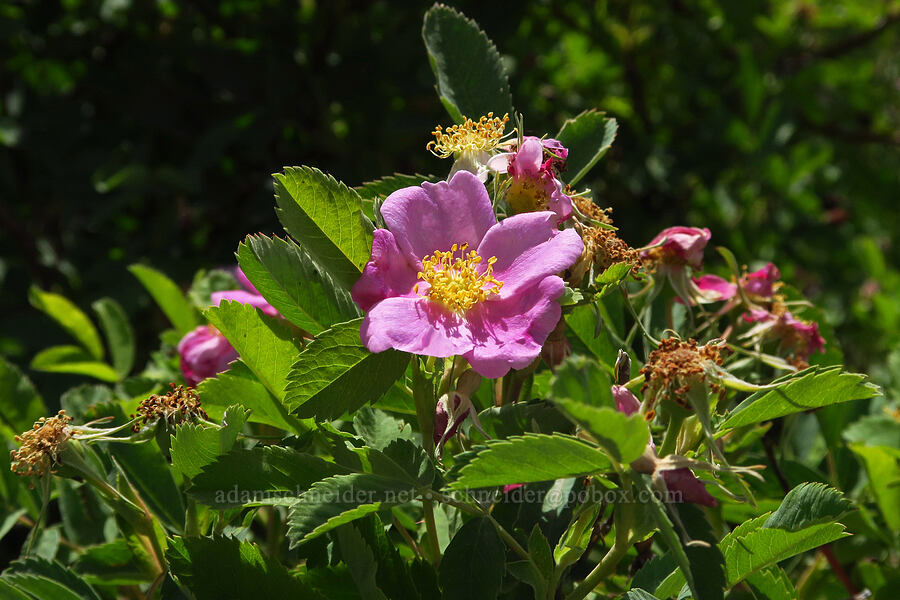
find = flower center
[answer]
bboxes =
[426,113,510,159]
[416,243,503,313]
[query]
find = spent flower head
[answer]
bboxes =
[10,411,73,478]
[641,337,725,412]
[132,383,208,432]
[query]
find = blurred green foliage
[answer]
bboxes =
[1,0,898,381]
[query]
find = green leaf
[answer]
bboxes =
[422,5,513,123]
[29,287,104,360]
[72,538,154,586]
[851,444,900,532]
[128,264,199,335]
[555,110,618,186]
[720,516,848,586]
[237,234,359,335]
[565,305,617,368]
[0,356,45,439]
[553,399,650,463]
[196,360,299,431]
[843,414,900,448]
[108,441,185,532]
[205,300,304,402]
[92,297,135,377]
[284,319,409,419]
[763,482,852,531]
[620,590,662,600]
[345,515,421,600]
[550,355,615,407]
[274,166,373,291]
[353,407,413,451]
[720,366,881,429]
[166,535,322,599]
[170,405,250,479]
[355,173,440,202]
[334,524,389,600]
[745,566,798,600]
[288,473,419,546]
[1,557,103,600]
[30,345,119,382]
[448,434,612,490]
[438,516,505,600]
[189,446,347,508]
[56,480,105,546]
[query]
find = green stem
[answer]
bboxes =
[423,498,441,564]
[411,357,435,455]
[658,413,685,457]
[564,538,629,600]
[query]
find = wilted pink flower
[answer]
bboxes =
[661,468,717,506]
[741,263,780,299]
[177,326,238,386]
[641,226,711,270]
[692,274,737,302]
[612,384,641,416]
[353,171,583,378]
[487,136,572,222]
[177,272,278,385]
[742,308,825,361]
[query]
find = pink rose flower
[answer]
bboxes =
[352,170,583,378]
[742,308,825,361]
[741,263,780,299]
[487,136,572,223]
[177,325,239,386]
[641,226,711,270]
[612,384,641,416]
[692,274,738,302]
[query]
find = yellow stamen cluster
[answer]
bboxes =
[416,243,503,313]
[10,411,73,478]
[426,113,510,158]
[132,383,208,432]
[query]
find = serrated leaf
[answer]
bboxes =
[205,300,304,402]
[274,166,373,291]
[0,356,45,439]
[128,264,198,335]
[237,234,359,335]
[189,446,347,508]
[550,355,615,407]
[745,566,798,600]
[422,4,513,123]
[720,366,881,429]
[284,319,409,419]
[355,173,441,201]
[288,473,419,546]
[439,516,505,600]
[1,557,103,600]
[763,482,851,531]
[353,407,413,451]
[346,515,421,600]
[555,110,618,186]
[72,538,154,586]
[448,434,612,490]
[29,287,104,360]
[170,405,249,479]
[721,519,847,586]
[334,524,388,600]
[30,345,119,382]
[166,535,322,599]
[196,360,299,431]
[553,399,650,463]
[92,297,135,377]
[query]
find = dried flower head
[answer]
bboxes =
[132,383,208,432]
[641,338,724,409]
[569,196,641,282]
[426,113,510,159]
[10,411,73,478]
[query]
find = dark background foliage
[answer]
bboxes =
[2,0,898,389]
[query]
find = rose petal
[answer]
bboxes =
[380,170,497,261]
[463,276,565,378]
[177,326,238,386]
[661,468,717,507]
[693,274,737,301]
[476,212,583,299]
[351,229,420,312]
[360,296,473,357]
[212,290,279,317]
